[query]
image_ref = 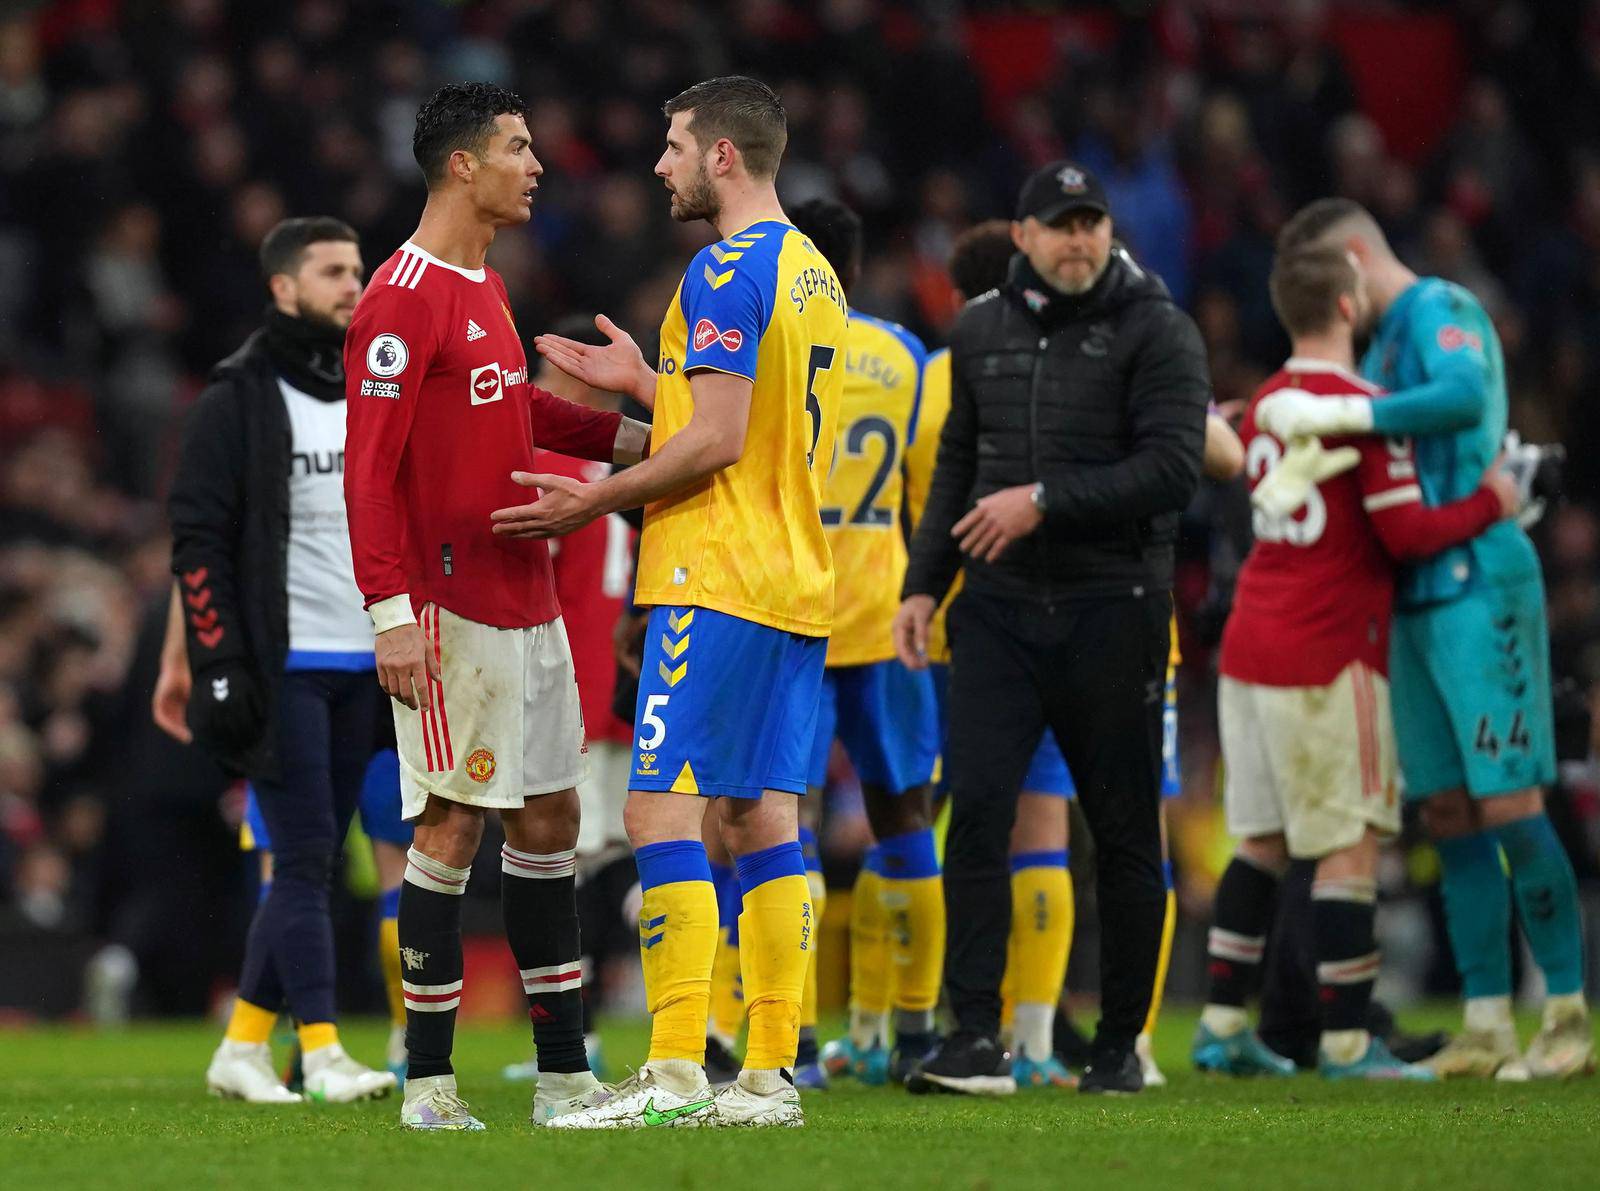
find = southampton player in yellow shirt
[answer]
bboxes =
[769,199,943,1092]
[905,223,1243,1090]
[495,76,846,1129]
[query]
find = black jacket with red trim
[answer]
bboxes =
[167,315,333,779]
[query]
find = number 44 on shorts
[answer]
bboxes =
[1473,711,1532,760]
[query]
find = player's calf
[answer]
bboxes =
[398,842,472,1088]
[499,825,604,1118]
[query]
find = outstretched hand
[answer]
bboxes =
[491,471,605,539]
[534,315,656,408]
[1251,435,1361,519]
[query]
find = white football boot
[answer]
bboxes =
[531,1072,614,1126]
[1136,1033,1167,1088]
[1424,1027,1530,1081]
[400,1073,486,1131]
[206,1040,302,1104]
[708,1075,803,1127]
[545,1064,715,1130]
[1525,1001,1596,1079]
[301,1044,398,1103]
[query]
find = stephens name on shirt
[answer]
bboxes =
[790,264,847,317]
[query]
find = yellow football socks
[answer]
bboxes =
[1004,851,1073,1049]
[223,997,278,1046]
[709,927,745,1047]
[737,843,812,1071]
[848,855,894,1047]
[801,870,827,1031]
[636,840,719,1066]
[707,860,744,1047]
[296,1021,339,1053]
[1143,869,1177,1037]
[378,904,405,1029]
[876,829,944,1017]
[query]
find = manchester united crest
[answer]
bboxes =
[465,747,496,783]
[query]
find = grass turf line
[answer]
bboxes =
[4,1008,1597,1191]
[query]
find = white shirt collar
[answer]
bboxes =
[401,241,486,283]
[1283,356,1373,389]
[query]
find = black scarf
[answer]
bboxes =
[262,307,346,402]
[1005,250,1119,328]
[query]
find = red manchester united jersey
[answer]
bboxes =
[1222,358,1499,686]
[535,448,634,744]
[344,243,622,629]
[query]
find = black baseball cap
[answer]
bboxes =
[1015,160,1110,223]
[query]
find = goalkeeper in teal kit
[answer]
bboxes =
[1260,199,1592,1081]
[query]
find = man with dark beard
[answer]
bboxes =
[503,75,847,1129]
[167,216,398,1105]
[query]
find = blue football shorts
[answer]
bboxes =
[630,604,826,799]
[806,658,939,793]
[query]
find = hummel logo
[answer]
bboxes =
[466,319,487,342]
[400,946,429,971]
[640,1096,714,1126]
[212,677,229,702]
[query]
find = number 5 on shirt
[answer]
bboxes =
[806,344,836,468]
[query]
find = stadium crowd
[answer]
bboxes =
[3,0,1600,1017]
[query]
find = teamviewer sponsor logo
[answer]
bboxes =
[470,362,503,405]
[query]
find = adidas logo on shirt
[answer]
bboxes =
[466,319,487,342]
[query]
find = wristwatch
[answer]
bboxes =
[1030,481,1047,514]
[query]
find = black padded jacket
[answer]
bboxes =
[902,248,1210,605]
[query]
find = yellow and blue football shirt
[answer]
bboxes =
[630,220,847,799]
[635,219,847,637]
[902,347,958,664]
[822,312,928,667]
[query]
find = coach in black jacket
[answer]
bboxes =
[895,163,1209,1095]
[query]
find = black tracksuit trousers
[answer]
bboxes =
[942,588,1170,1050]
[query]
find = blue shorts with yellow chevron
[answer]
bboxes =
[631,604,826,799]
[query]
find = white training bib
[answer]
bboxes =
[281,379,374,662]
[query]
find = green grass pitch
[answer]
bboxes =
[5,1008,1597,1190]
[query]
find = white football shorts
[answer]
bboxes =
[575,738,631,857]
[394,603,587,820]
[1219,661,1400,859]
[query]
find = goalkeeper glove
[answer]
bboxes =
[1497,431,1565,530]
[189,659,266,760]
[1255,387,1374,440]
[1251,435,1362,519]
